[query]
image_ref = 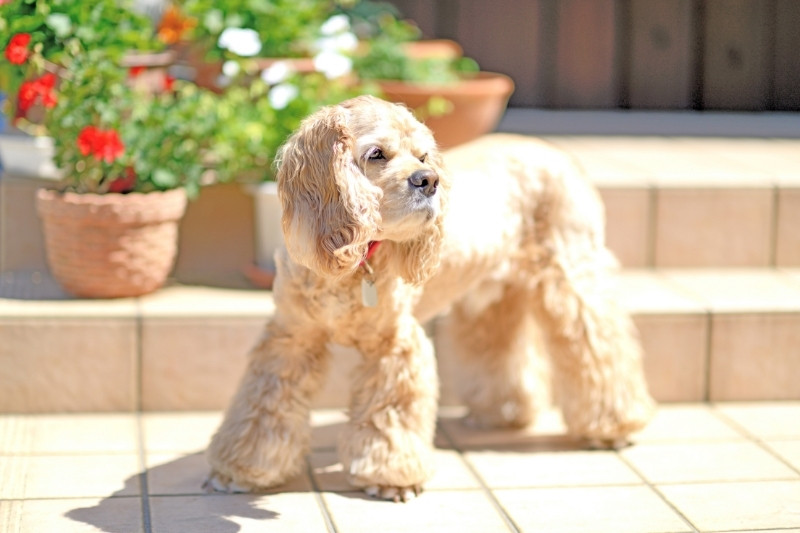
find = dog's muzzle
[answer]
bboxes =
[408,169,439,198]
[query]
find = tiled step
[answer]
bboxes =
[2,136,799,286]
[2,269,799,413]
[552,136,800,268]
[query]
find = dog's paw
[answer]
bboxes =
[364,484,422,503]
[202,471,252,494]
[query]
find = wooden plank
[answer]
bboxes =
[388,0,438,39]
[455,0,544,106]
[774,0,800,110]
[553,0,620,108]
[703,0,771,110]
[628,0,694,109]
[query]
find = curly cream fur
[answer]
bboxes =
[206,95,654,500]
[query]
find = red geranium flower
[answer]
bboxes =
[16,73,58,114]
[5,33,31,65]
[77,126,125,163]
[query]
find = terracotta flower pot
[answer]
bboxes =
[378,71,515,149]
[36,188,188,298]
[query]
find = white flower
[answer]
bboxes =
[222,60,240,77]
[313,50,352,79]
[261,61,294,85]
[268,83,299,110]
[217,27,261,57]
[320,14,350,36]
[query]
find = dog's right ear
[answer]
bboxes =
[276,105,382,278]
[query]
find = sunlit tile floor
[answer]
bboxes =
[1,403,799,533]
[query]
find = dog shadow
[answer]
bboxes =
[65,452,281,533]
[63,415,591,532]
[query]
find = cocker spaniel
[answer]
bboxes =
[205,95,654,501]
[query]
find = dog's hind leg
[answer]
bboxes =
[338,315,439,501]
[438,283,547,429]
[530,230,654,442]
[204,318,330,492]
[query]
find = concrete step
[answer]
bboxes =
[2,268,799,413]
[2,136,800,284]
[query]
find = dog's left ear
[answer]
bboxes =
[276,105,382,278]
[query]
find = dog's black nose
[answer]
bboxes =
[408,169,439,197]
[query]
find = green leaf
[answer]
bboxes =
[152,168,178,188]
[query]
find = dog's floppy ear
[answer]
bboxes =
[276,104,382,278]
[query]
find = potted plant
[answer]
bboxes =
[0,0,164,177]
[347,3,515,149]
[166,0,335,91]
[35,49,220,298]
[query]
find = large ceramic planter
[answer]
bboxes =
[36,188,188,298]
[0,131,61,179]
[242,181,283,289]
[378,71,515,149]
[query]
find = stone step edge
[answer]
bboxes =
[2,268,800,319]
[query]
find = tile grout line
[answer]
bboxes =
[436,420,522,533]
[134,413,154,533]
[305,457,338,533]
[711,405,800,478]
[614,449,700,533]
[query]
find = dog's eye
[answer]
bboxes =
[419,153,428,163]
[367,148,385,161]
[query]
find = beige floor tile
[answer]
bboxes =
[621,441,799,484]
[0,497,143,533]
[654,188,773,267]
[613,270,707,314]
[466,449,641,488]
[716,403,800,439]
[598,187,651,267]
[310,409,349,450]
[310,448,480,492]
[0,413,138,454]
[631,405,745,442]
[663,270,800,313]
[322,490,511,533]
[138,284,275,318]
[634,314,709,402]
[494,485,691,533]
[709,314,800,401]
[150,493,328,533]
[142,412,222,453]
[0,454,141,499]
[777,188,800,266]
[439,407,574,450]
[0,319,137,412]
[140,318,262,410]
[146,451,311,496]
[764,440,800,472]
[659,480,800,532]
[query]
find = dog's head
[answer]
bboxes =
[276,95,448,284]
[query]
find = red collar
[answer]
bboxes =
[362,240,381,264]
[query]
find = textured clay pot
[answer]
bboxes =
[36,188,188,298]
[378,71,515,149]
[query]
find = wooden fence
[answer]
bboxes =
[388,0,800,110]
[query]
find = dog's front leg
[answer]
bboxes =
[339,315,439,502]
[204,319,329,492]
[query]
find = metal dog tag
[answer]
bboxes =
[361,278,378,307]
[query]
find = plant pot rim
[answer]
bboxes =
[377,71,515,95]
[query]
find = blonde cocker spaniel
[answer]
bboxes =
[205,95,654,501]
